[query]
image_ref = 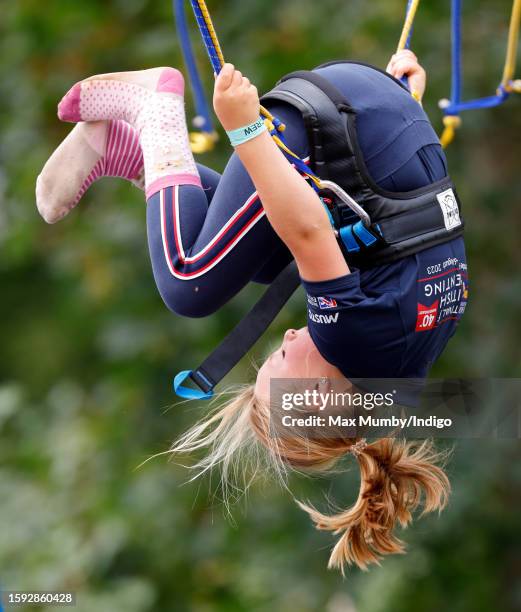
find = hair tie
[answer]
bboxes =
[350,438,367,457]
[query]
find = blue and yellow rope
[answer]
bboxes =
[502,0,521,91]
[173,0,218,153]
[395,0,423,102]
[188,0,322,188]
[397,0,421,53]
[440,0,521,148]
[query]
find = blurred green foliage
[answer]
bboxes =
[0,0,520,610]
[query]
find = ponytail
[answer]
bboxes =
[170,386,451,574]
[298,438,450,573]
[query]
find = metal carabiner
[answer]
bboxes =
[319,180,371,228]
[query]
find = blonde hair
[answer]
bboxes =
[170,383,450,574]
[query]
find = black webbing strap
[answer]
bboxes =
[173,262,301,399]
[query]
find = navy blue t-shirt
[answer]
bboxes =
[303,241,468,379]
[302,63,468,380]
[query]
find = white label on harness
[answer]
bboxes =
[437,188,462,231]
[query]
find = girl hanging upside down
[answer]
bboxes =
[37,50,468,573]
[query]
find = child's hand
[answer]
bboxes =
[386,50,426,100]
[213,63,260,131]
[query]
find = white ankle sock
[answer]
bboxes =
[36,120,143,224]
[57,67,201,199]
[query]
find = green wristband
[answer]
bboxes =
[227,118,267,147]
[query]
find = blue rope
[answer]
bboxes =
[183,0,320,190]
[189,0,224,75]
[450,0,462,107]
[186,0,320,189]
[173,0,215,133]
[400,0,415,87]
[444,0,513,116]
[404,0,415,49]
[445,90,510,114]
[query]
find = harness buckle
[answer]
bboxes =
[319,180,371,228]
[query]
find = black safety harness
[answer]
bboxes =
[174,61,464,399]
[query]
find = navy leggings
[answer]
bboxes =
[146,103,447,318]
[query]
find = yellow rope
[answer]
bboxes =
[190,0,278,153]
[411,90,423,104]
[397,0,421,52]
[501,0,521,90]
[441,0,521,149]
[439,115,462,149]
[197,0,277,123]
[272,134,323,187]
[193,0,324,184]
[195,1,274,122]
[395,0,423,104]
[196,0,226,68]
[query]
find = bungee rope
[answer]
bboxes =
[178,0,520,155]
[185,0,323,189]
[397,0,421,54]
[189,0,225,73]
[439,0,521,148]
[173,0,218,153]
[502,0,521,91]
[397,0,423,102]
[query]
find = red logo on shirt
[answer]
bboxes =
[416,301,439,332]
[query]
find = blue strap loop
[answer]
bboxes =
[353,221,378,247]
[339,222,381,253]
[339,226,360,253]
[174,370,214,400]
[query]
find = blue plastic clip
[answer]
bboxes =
[173,370,214,400]
[353,221,378,247]
[339,226,360,252]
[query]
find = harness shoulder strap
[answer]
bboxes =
[262,70,364,194]
[262,64,465,267]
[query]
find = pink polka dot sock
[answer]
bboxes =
[57,67,201,199]
[36,120,144,224]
